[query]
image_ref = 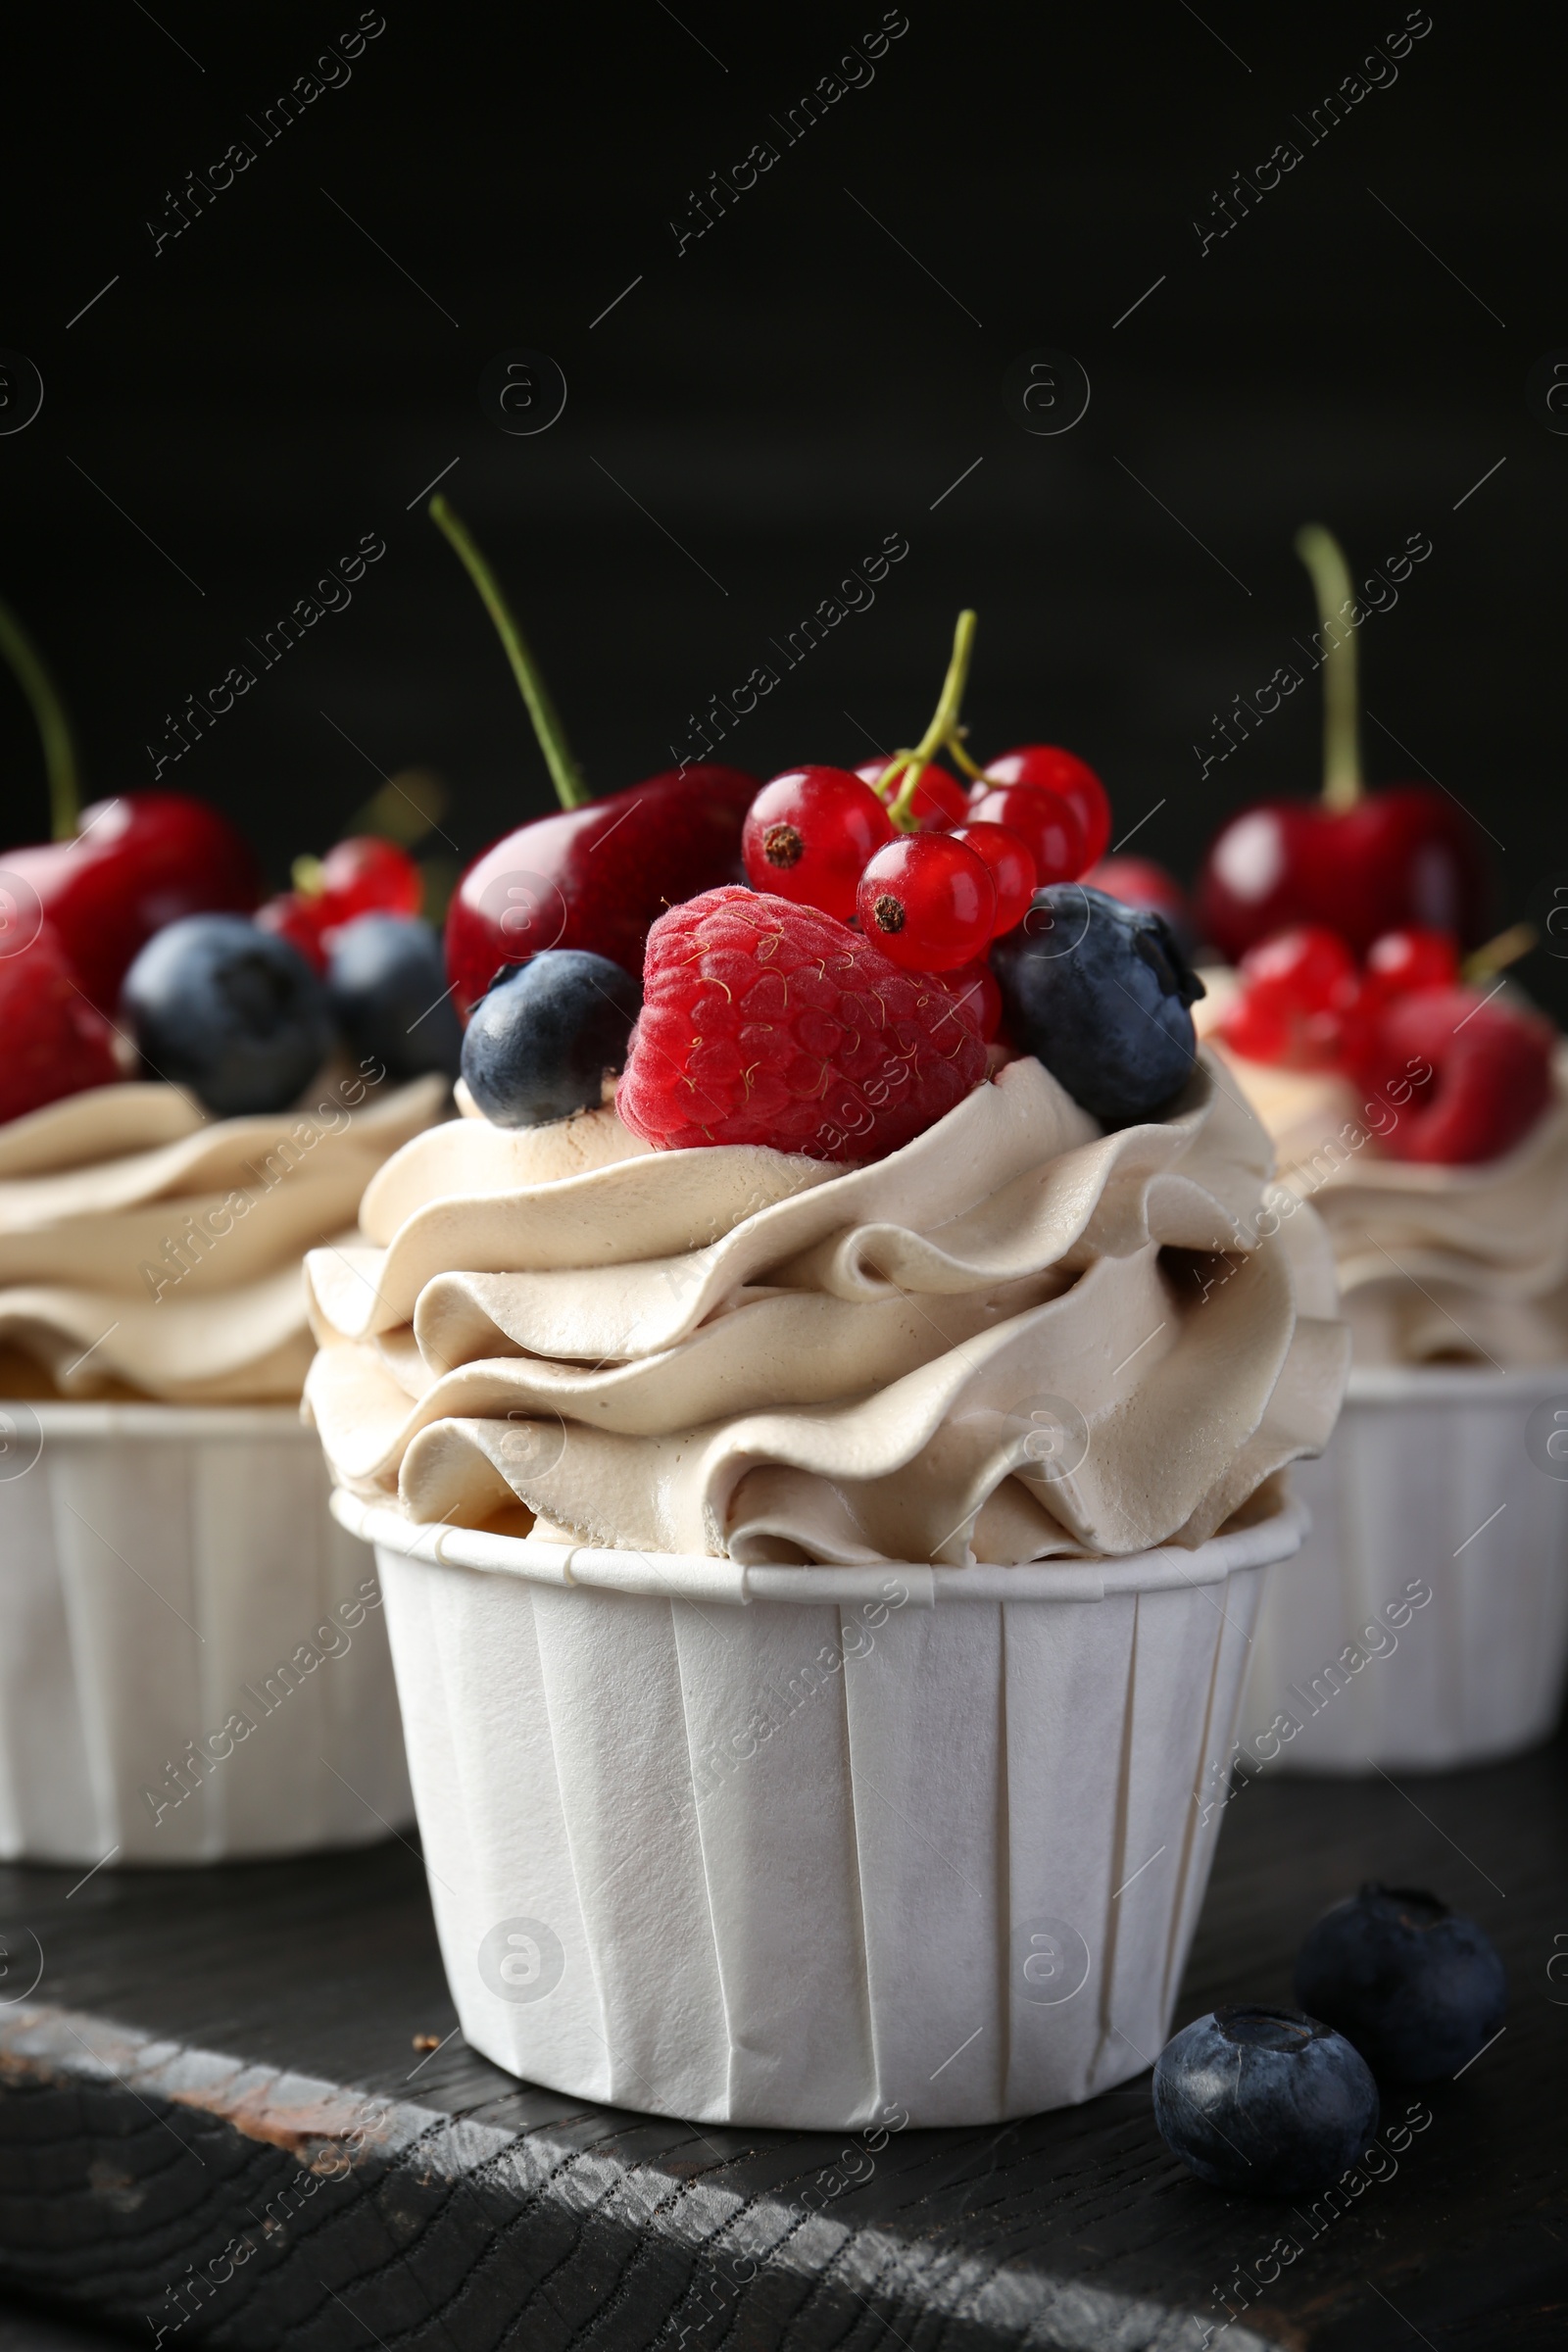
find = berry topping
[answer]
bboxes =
[462,949,641,1129]
[938,957,1003,1041]
[315,835,423,926]
[1294,1884,1507,2082]
[616,886,986,1160]
[0,923,121,1125]
[256,889,331,973]
[950,822,1036,936]
[855,832,996,971]
[741,766,893,922]
[1363,925,1460,1000]
[1086,856,1198,955]
[854,759,968,831]
[1152,2005,1380,2197]
[980,745,1111,868]
[122,915,333,1116]
[991,885,1204,1129]
[1217,923,1368,1071]
[968,783,1086,887]
[1353,986,1554,1164]
[326,914,462,1084]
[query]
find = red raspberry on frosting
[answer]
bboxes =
[617,886,987,1160]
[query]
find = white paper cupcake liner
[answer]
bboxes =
[1244,1365,1568,1774]
[334,1489,1305,2130]
[0,1403,413,1865]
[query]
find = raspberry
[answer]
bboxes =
[616,887,987,1160]
[0,922,121,1125]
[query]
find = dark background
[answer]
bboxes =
[3,2,1565,1013]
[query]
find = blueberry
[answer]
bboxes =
[990,884,1204,1128]
[462,949,641,1128]
[1152,2004,1379,2197]
[326,914,462,1084]
[122,914,333,1117]
[1294,1884,1506,2082]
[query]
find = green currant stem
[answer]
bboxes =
[0,598,81,839]
[429,495,591,810]
[887,610,979,829]
[1295,524,1362,813]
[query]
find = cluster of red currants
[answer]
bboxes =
[739,746,1111,1028]
[1217,924,1458,1072]
[256,836,423,971]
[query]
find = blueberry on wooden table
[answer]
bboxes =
[1294,1883,1506,2082]
[1152,2003,1379,2196]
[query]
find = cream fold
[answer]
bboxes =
[0,1073,448,1399]
[305,1052,1348,1565]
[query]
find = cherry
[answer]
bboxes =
[854,759,968,831]
[743,765,893,923]
[949,822,1036,935]
[3,795,261,1014]
[0,921,121,1124]
[979,746,1111,869]
[856,833,997,971]
[1196,526,1489,958]
[938,957,1003,1041]
[428,496,761,1016]
[968,784,1085,887]
[1364,927,1459,1001]
[448,765,758,1017]
[1356,988,1554,1164]
[317,836,422,924]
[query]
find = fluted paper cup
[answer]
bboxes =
[334,1488,1304,2130]
[0,1402,413,1866]
[1244,1365,1568,1774]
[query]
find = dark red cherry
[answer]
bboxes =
[0,921,122,1122]
[1197,789,1489,962]
[2,794,261,1012]
[446,766,758,1018]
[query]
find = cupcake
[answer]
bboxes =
[1192,525,1568,1769]
[312,868,1346,2126]
[0,662,456,1861]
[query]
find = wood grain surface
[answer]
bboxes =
[0,1734,1562,2350]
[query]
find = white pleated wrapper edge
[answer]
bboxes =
[336,1486,1306,2129]
[1245,1362,1568,1773]
[0,1403,413,1865]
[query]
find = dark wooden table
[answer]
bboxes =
[1,1731,1563,2351]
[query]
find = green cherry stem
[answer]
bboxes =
[887,609,979,829]
[429,495,591,810]
[0,597,81,839]
[1295,523,1362,813]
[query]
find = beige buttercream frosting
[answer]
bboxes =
[0,1072,449,1400]
[303,1051,1348,1564]
[1196,977,1568,1367]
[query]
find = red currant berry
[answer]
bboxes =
[1217,989,1291,1065]
[317,836,422,925]
[968,785,1085,887]
[949,823,1036,936]
[1363,927,1460,1001]
[743,766,893,923]
[1238,925,1356,1013]
[256,890,330,972]
[854,760,969,831]
[981,745,1110,868]
[938,957,1003,1040]
[856,834,997,971]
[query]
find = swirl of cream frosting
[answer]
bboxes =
[1198,979,1568,1367]
[0,1072,449,1400]
[304,1051,1348,1565]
